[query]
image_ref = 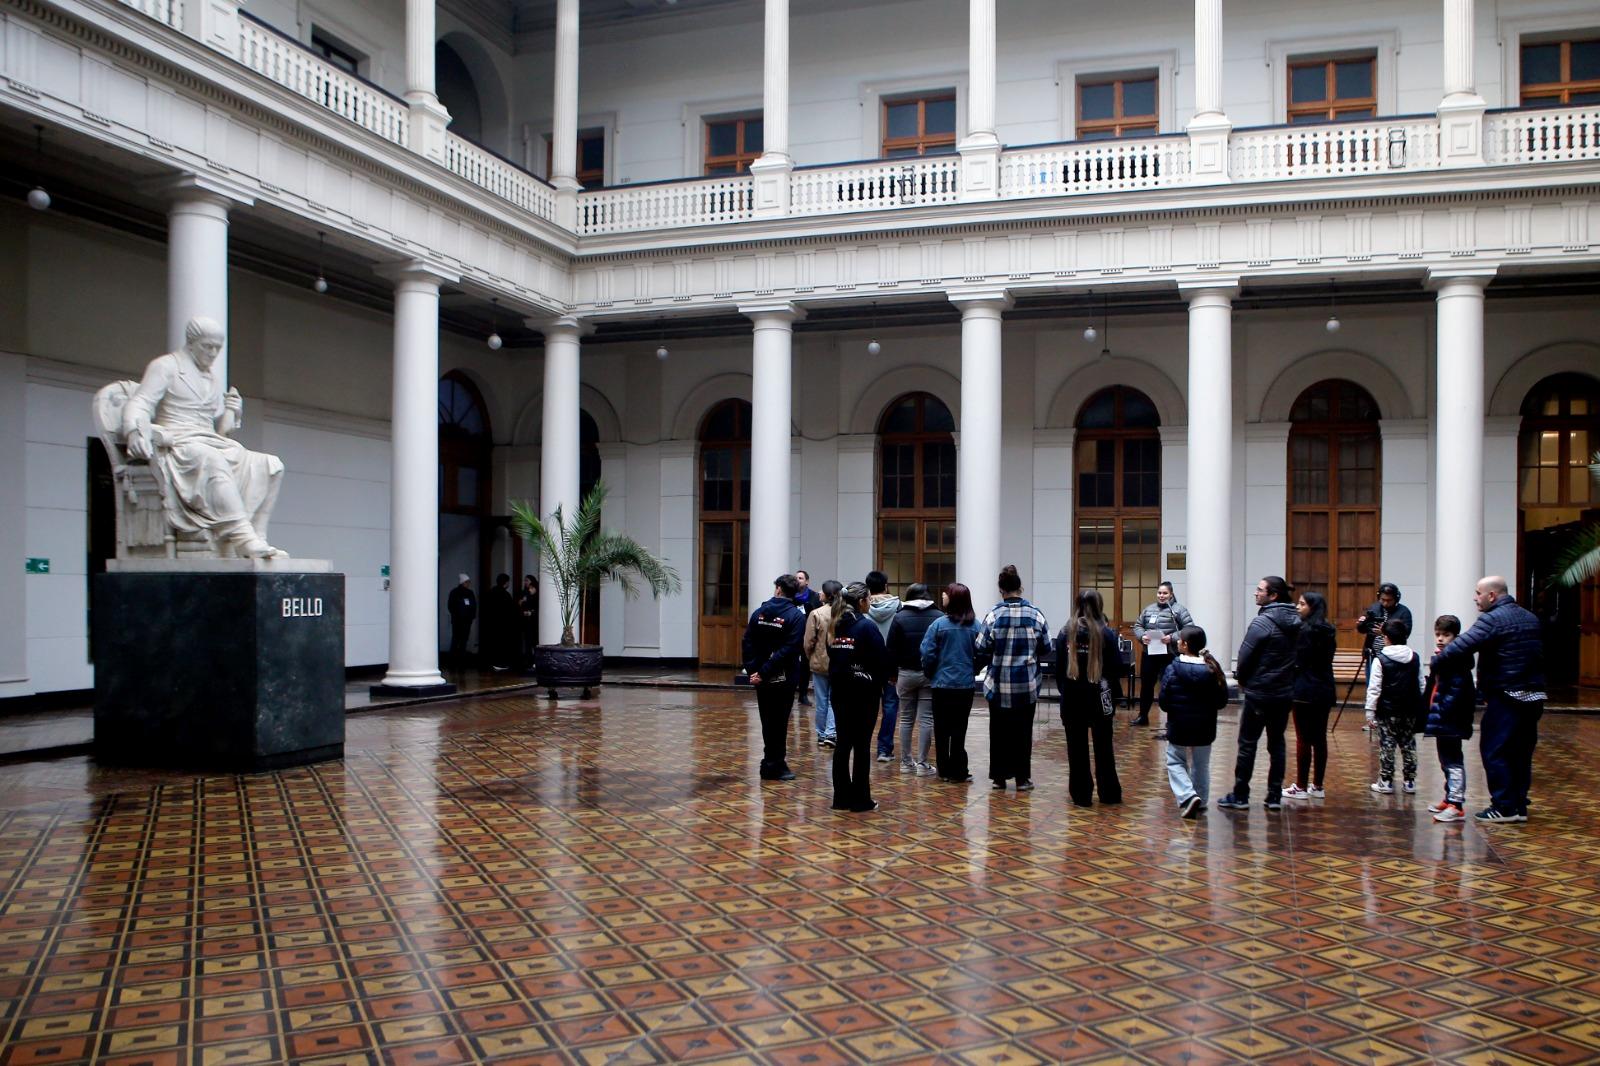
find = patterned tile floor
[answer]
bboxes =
[0,687,1596,1065]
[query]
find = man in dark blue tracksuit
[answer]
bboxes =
[742,573,807,781]
[1432,576,1545,824]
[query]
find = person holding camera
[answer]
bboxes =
[1355,582,1413,727]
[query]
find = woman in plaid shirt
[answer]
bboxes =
[974,565,1053,792]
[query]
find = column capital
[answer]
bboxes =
[148,172,256,211]
[1178,278,1240,303]
[739,301,806,324]
[948,288,1013,314]
[376,259,459,289]
[528,314,593,338]
[1426,266,1496,291]
[1158,424,1188,445]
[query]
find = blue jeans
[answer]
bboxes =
[1480,692,1541,816]
[876,681,899,757]
[1166,743,1211,806]
[811,671,836,741]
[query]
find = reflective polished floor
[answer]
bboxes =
[1,689,1597,1065]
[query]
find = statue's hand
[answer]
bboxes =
[126,428,152,460]
[224,388,243,418]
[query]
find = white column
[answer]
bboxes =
[405,0,451,161]
[749,0,794,218]
[1429,268,1495,625]
[167,179,249,384]
[377,261,458,693]
[1182,281,1238,664]
[550,0,581,228]
[950,290,1011,590]
[536,316,587,645]
[742,303,803,614]
[1187,0,1231,181]
[1438,0,1486,165]
[957,0,1001,200]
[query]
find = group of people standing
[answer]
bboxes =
[742,562,1548,827]
[445,572,539,671]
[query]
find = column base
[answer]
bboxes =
[1186,114,1232,183]
[370,680,457,698]
[957,135,1001,202]
[551,177,581,231]
[1438,94,1487,167]
[748,153,793,219]
[407,97,452,163]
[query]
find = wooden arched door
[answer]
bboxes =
[877,393,957,591]
[1074,386,1161,633]
[1287,380,1380,651]
[697,400,751,666]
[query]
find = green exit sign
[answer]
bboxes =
[381,565,391,577]
[25,558,49,574]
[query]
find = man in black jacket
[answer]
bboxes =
[446,574,476,671]
[1355,582,1414,663]
[1218,575,1302,812]
[742,573,807,781]
[1433,575,1545,824]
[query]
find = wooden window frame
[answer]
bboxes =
[310,27,364,76]
[698,400,753,664]
[1076,74,1159,139]
[880,92,958,158]
[1286,53,1377,122]
[1072,387,1161,634]
[1519,35,1600,106]
[876,394,957,591]
[438,372,491,517]
[703,114,763,176]
[546,128,606,188]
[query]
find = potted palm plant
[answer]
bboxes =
[1553,451,1600,588]
[510,481,681,698]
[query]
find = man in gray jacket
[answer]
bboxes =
[1218,575,1301,813]
[1131,581,1193,727]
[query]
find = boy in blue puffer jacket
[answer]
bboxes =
[1423,614,1477,824]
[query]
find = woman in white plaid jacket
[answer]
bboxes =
[974,564,1053,793]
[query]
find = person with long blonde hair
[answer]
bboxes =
[1053,589,1125,807]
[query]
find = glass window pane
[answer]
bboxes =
[924,442,956,509]
[708,121,737,157]
[1575,41,1600,81]
[1289,112,1326,124]
[1522,43,1561,85]
[1335,59,1373,100]
[923,397,955,433]
[1077,390,1116,428]
[702,523,733,617]
[580,136,605,173]
[1080,82,1115,120]
[881,398,917,434]
[744,118,764,153]
[456,467,478,508]
[739,447,751,512]
[1122,78,1156,118]
[1337,107,1375,119]
[925,97,956,134]
[1290,63,1326,104]
[1080,128,1118,139]
[886,102,919,139]
[1573,89,1600,104]
[1122,390,1159,427]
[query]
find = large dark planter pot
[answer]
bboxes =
[533,643,603,698]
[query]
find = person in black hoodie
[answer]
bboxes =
[829,582,891,812]
[1054,589,1125,807]
[1424,614,1476,823]
[1218,575,1302,812]
[1159,625,1230,819]
[741,573,807,781]
[1283,591,1337,801]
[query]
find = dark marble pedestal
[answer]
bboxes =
[92,565,346,772]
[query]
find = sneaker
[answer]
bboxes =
[1473,807,1527,824]
[850,801,879,813]
[899,759,915,773]
[1433,803,1465,823]
[1016,781,1035,792]
[1402,780,1416,795]
[1282,784,1309,800]
[876,753,892,763]
[1264,798,1283,811]
[1179,795,1202,819]
[1369,781,1394,795]
[992,780,1008,790]
[776,770,796,782]
[1427,797,1451,814]
[1307,786,1326,798]
[820,737,836,748]
[914,762,937,777]
[1216,793,1249,810]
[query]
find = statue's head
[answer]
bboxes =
[183,317,224,370]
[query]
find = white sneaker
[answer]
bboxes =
[899,759,915,773]
[1427,797,1451,814]
[1282,784,1310,799]
[914,762,937,776]
[876,753,892,763]
[1307,786,1326,798]
[1369,781,1394,795]
[1402,780,1416,794]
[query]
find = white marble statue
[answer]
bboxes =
[118,317,287,559]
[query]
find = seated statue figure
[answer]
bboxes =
[122,317,287,559]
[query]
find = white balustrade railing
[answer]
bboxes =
[1486,106,1600,165]
[117,0,182,29]
[999,136,1189,198]
[1230,117,1439,181]
[237,15,409,147]
[577,175,754,235]
[444,135,556,221]
[790,155,961,215]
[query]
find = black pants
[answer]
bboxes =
[1138,651,1164,720]
[755,682,796,778]
[1480,692,1541,816]
[988,699,1034,785]
[832,687,877,810]
[931,688,974,781]
[1232,696,1292,802]
[449,619,472,668]
[1292,700,1331,789]
[1061,691,1121,805]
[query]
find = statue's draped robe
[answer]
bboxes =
[122,353,283,541]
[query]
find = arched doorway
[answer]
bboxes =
[1287,379,1380,651]
[1074,386,1160,632]
[877,393,956,591]
[1518,373,1600,688]
[439,372,492,658]
[578,410,602,646]
[698,400,751,666]
[435,41,483,143]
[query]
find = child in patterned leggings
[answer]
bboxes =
[1365,618,1422,795]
